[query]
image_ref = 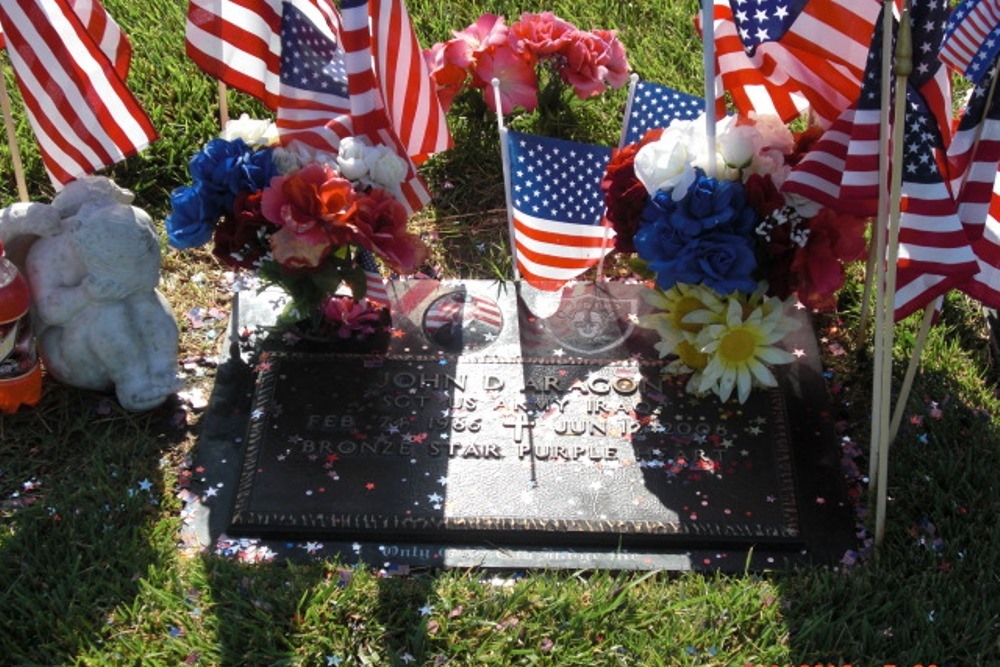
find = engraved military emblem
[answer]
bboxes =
[545,291,637,355]
[422,290,504,352]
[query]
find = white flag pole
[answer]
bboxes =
[0,66,29,202]
[702,0,717,178]
[618,72,640,150]
[492,79,521,282]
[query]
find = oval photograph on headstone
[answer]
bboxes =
[422,290,504,352]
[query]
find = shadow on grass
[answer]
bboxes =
[202,553,437,666]
[0,383,190,665]
[772,318,1000,665]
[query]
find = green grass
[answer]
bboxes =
[2,1,999,665]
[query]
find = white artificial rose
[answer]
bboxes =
[271,141,311,174]
[336,136,370,181]
[716,117,757,171]
[364,144,408,189]
[634,130,696,197]
[220,114,277,147]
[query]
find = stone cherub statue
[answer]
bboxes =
[0,177,181,411]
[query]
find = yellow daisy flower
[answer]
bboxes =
[695,295,799,404]
[638,283,724,360]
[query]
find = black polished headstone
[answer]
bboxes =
[222,280,851,562]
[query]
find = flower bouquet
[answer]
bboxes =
[423,11,629,116]
[603,114,868,403]
[166,115,428,341]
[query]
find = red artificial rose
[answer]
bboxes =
[601,129,663,253]
[261,162,357,243]
[744,173,784,218]
[352,188,428,274]
[212,190,276,270]
[791,208,868,311]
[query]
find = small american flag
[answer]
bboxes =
[185,0,449,167]
[505,130,614,290]
[0,0,157,188]
[894,0,978,321]
[939,0,1000,84]
[620,79,703,147]
[701,0,881,128]
[356,247,389,308]
[947,69,1000,240]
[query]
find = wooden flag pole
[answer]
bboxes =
[0,65,29,203]
[218,81,229,129]
[701,0,717,178]
[875,1,912,549]
[492,79,520,282]
[889,300,936,442]
[868,0,897,485]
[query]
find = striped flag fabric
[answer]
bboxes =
[780,30,885,215]
[620,79,704,147]
[699,0,881,129]
[939,0,1000,84]
[505,130,615,290]
[959,168,1000,309]
[0,0,157,188]
[366,0,451,163]
[947,68,1000,240]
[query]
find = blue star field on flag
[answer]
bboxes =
[508,131,611,226]
[279,1,348,100]
[730,0,809,54]
[942,0,1000,84]
[622,80,704,146]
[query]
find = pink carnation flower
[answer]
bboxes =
[560,30,612,99]
[510,12,576,56]
[453,13,508,58]
[473,44,538,113]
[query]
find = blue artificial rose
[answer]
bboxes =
[634,217,690,267]
[189,138,251,206]
[229,147,277,196]
[166,184,218,249]
[650,231,758,295]
[670,172,756,237]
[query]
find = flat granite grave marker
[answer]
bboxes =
[190,280,855,568]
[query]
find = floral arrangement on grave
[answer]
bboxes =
[423,11,629,116]
[602,115,868,403]
[166,115,427,339]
